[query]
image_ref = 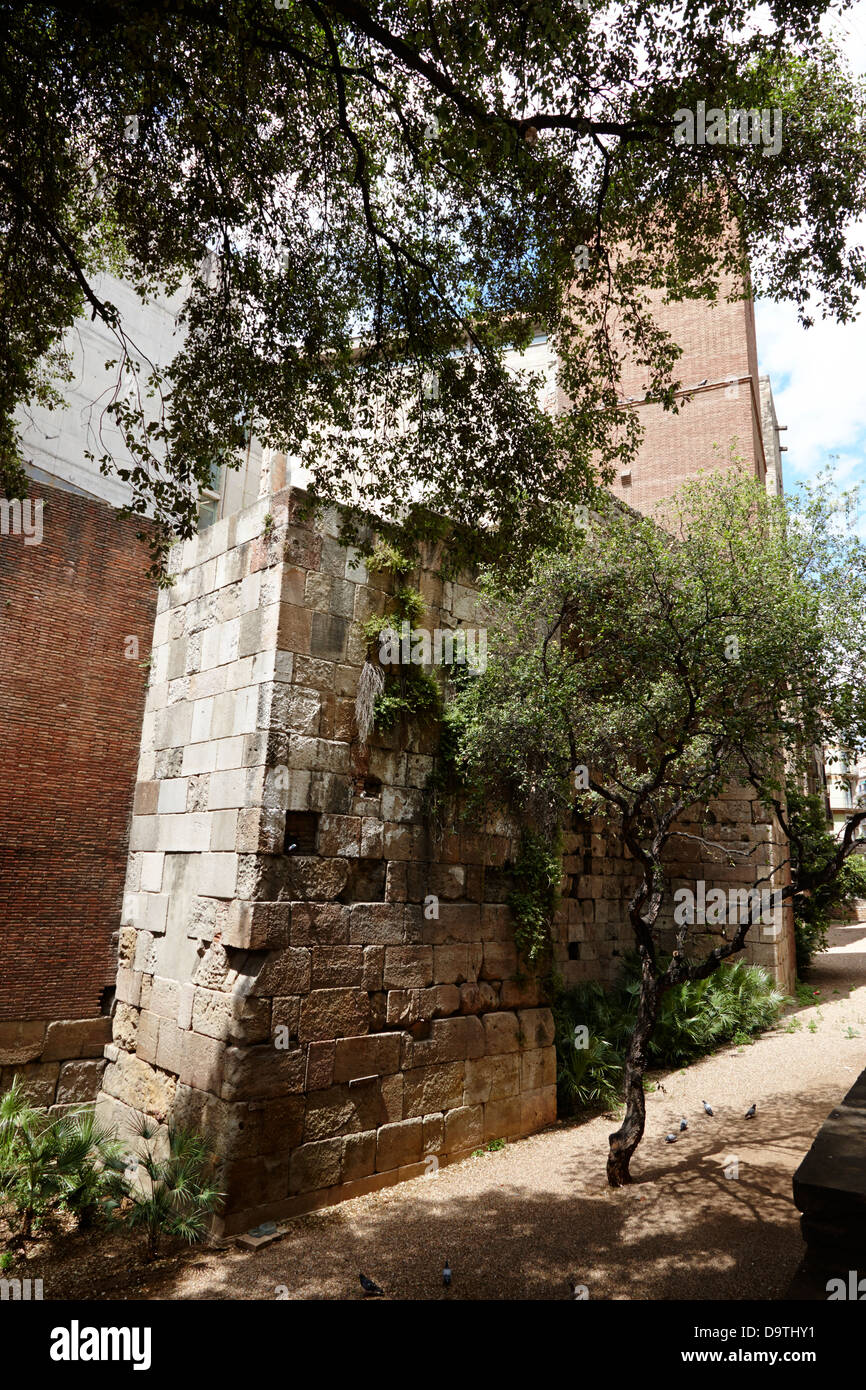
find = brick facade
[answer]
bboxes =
[0,482,155,1100]
[606,277,770,515]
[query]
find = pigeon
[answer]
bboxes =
[744,1103,756,1119]
[702,1100,714,1116]
[679,1117,688,1131]
[443,1259,452,1288]
[697,378,708,387]
[359,1272,384,1296]
[665,1132,677,1143]
[286,841,298,853]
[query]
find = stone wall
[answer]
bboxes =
[97,484,794,1232]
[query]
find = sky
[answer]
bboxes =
[754,2,866,503]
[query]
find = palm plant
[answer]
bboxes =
[102,1114,223,1260]
[0,1077,121,1244]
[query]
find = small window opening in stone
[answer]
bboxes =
[568,942,581,960]
[284,811,319,855]
[362,776,382,799]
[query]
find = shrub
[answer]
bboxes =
[103,1115,223,1260]
[373,667,442,731]
[0,1077,121,1243]
[787,784,866,973]
[553,959,785,1116]
[507,829,562,964]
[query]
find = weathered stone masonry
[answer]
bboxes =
[97,484,794,1231]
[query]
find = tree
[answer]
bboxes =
[2,2,865,571]
[450,470,866,1185]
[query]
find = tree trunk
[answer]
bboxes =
[607,957,660,1187]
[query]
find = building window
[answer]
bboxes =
[197,457,225,531]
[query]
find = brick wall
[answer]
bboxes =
[606,277,769,515]
[0,482,155,1100]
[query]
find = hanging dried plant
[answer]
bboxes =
[355,659,385,746]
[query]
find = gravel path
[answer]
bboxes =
[138,923,866,1301]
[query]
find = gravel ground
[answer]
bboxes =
[26,922,866,1302]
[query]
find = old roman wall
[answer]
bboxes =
[95,484,794,1231]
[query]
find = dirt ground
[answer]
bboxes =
[15,922,866,1301]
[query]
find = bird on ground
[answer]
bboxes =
[679,1117,688,1131]
[665,1132,677,1143]
[359,1272,384,1296]
[702,1100,714,1116]
[744,1103,757,1119]
[443,1259,452,1288]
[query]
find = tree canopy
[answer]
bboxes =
[3,1,866,570]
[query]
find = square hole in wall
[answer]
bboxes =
[568,942,581,960]
[284,811,319,855]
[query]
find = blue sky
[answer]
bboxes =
[754,2,866,507]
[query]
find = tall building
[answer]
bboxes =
[602,278,786,512]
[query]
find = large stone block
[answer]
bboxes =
[342,1129,377,1182]
[191,989,272,1045]
[284,855,350,902]
[221,1154,289,1210]
[463,1054,520,1105]
[521,1085,557,1132]
[481,1011,521,1055]
[304,1083,381,1141]
[484,1095,523,1141]
[222,900,291,950]
[288,1138,342,1194]
[383,947,434,989]
[221,1045,305,1101]
[333,1032,402,1082]
[411,1016,485,1065]
[520,1047,556,1092]
[251,948,312,997]
[349,903,405,945]
[290,902,350,946]
[1,1062,60,1107]
[298,989,370,1043]
[517,1008,556,1049]
[310,947,364,988]
[402,1062,465,1118]
[376,1117,423,1172]
[102,1051,177,1122]
[42,1017,112,1062]
[0,1021,46,1066]
[443,1104,484,1153]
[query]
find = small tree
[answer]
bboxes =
[0,1077,122,1244]
[453,470,866,1185]
[103,1115,223,1260]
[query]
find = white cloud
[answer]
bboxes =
[754,2,866,494]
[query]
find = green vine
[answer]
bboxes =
[507,829,562,965]
[359,537,441,734]
[374,667,443,731]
